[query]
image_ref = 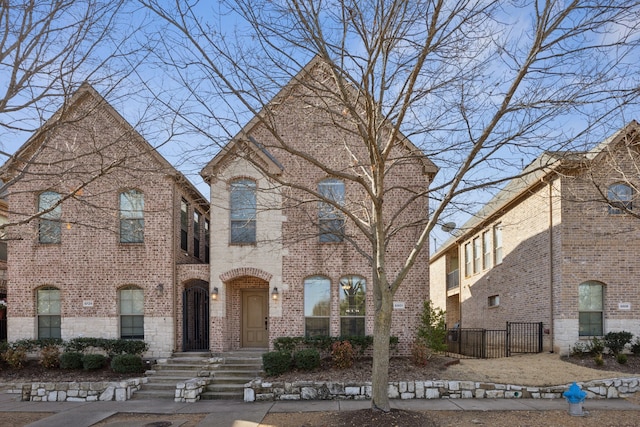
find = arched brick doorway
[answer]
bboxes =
[182,280,209,351]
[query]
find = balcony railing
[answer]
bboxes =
[446,269,459,290]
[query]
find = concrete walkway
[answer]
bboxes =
[1,391,639,427]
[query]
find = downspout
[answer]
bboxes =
[548,180,554,353]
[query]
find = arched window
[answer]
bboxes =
[318,178,345,242]
[608,183,633,214]
[37,287,61,339]
[339,276,366,336]
[120,286,144,339]
[120,189,144,243]
[38,191,62,243]
[304,276,330,337]
[230,179,257,244]
[579,281,604,336]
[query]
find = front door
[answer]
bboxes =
[242,290,268,348]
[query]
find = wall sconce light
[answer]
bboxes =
[211,287,219,301]
[271,287,279,300]
[155,283,164,295]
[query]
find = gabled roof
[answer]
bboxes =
[200,56,438,181]
[0,82,208,208]
[430,120,640,261]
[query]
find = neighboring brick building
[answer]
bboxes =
[0,84,210,357]
[430,121,640,355]
[201,57,438,353]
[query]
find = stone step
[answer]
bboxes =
[131,389,176,400]
[200,390,244,400]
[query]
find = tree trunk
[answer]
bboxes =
[371,285,393,411]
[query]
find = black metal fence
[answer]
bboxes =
[446,322,543,359]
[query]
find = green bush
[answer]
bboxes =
[40,345,61,369]
[110,354,145,374]
[262,351,292,376]
[82,354,107,370]
[631,338,640,355]
[416,300,447,353]
[594,353,604,366]
[617,353,628,364]
[331,340,354,369]
[293,349,320,371]
[603,331,633,355]
[60,352,84,369]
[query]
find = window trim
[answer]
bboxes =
[318,178,345,243]
[119,285,144,340]
[38,191,62,244]
[119,189,144,244]
[304,276,331,337]
[578,281,604,337]
[339,275,366,336]
[229,179,257,244]
[607,183,634,214]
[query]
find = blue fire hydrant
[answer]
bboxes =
[563,382,587,416]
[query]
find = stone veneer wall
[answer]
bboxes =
[4,378,147,402]
[243,377,640,402]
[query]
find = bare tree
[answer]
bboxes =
[143,0,640,411]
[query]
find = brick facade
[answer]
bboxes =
[430,121,640,355]
[0,84,209,357]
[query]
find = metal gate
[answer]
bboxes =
[446,322,543,359]
[182,284,209,351]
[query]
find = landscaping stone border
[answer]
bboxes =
[3,378,148,402]
[243,377,640,402]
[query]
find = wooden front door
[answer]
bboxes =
[242,290,268,348]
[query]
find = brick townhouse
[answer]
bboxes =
[0,84,210,358]
[201,57,438,353]
[1,57,437,356]
[430,120,640,355]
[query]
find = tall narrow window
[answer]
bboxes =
[340,276,366,336]
[180,199,188,251]
[493,224,503,265]
[38,191,62,243]
[120,286,144,339]
[230,179,256,244]
[472,237,481,274]
[204,218,210,263]
[482,231,491,270]
[37,287,61,339]
[608,183,633,214]
[464,243,471,277]
[120,190,144,243]
[318,178,345,242]
[304,276,330,337]
[193,210,201,258]
[579,281,604,336]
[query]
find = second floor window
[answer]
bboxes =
[120,190,144,243]
[38,191,62,244]
[608,183,633,214]
[230,179,256,244]
[180,199,188,251]
[193,210,201,258]
[318,178,345,242]
[493,224,503,265]
[204,218,210,262]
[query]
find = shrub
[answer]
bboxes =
[617,353,628,365]
[60,352,84,369]
[262,351,292,376]
[587,337,605,355]
[603,331,633,355]
[411,340,429,367]
[594,353,604,366]
[111,354,144,374]
[293,349,320,371]
[82,354,107,370]
[570,342,589,357]
[273,337,304,354]
[631,338,640,355]
[40,345,60,369]
[416,300,447,353]
[331,340,354,369]
[3,346,27,369]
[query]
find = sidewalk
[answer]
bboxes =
[1,391,639,427]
